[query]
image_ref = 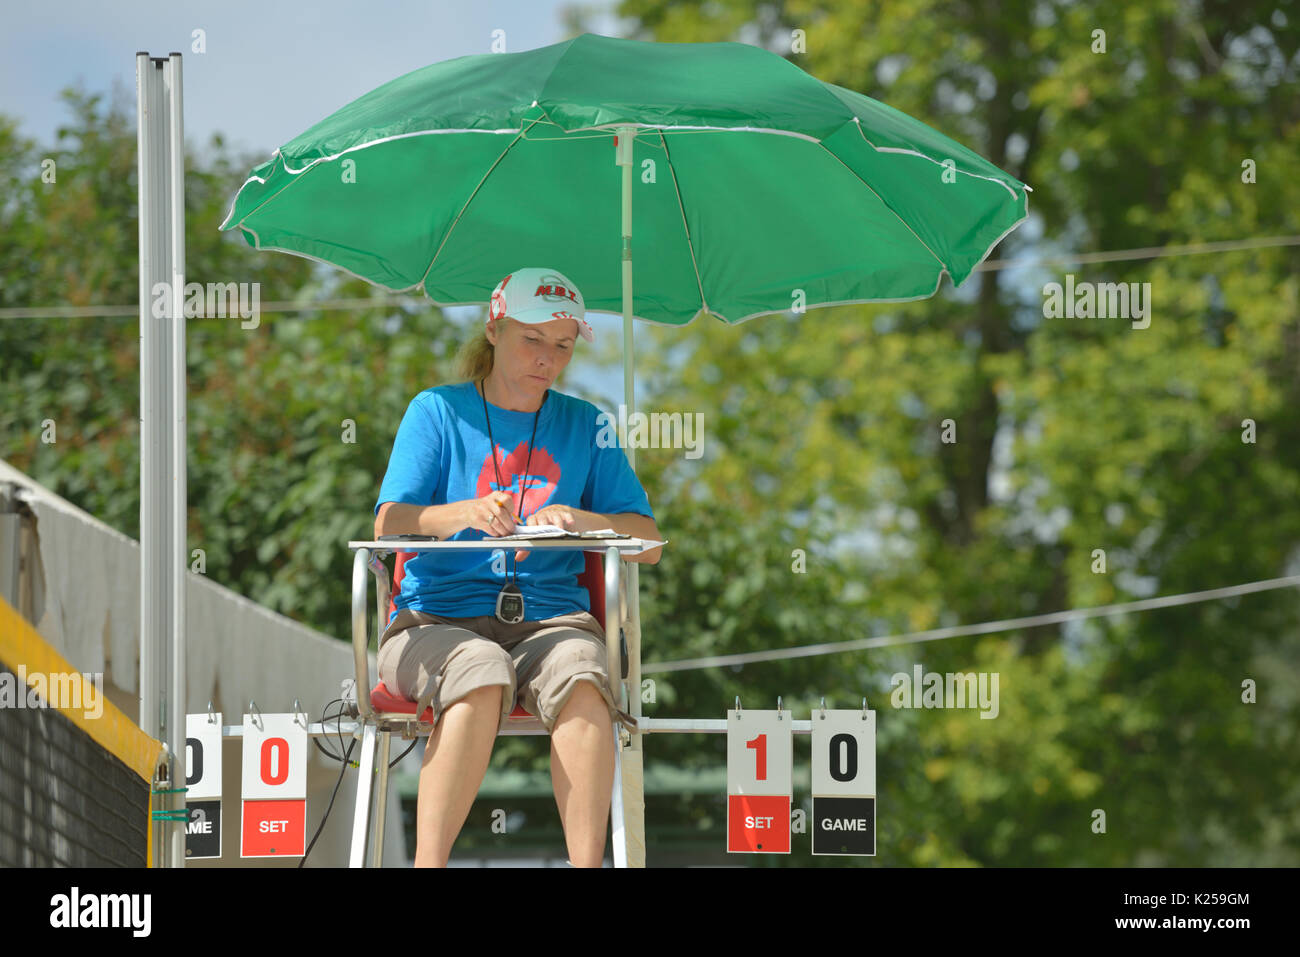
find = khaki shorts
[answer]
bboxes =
[376,607,635,735]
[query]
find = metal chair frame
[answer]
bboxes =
[346,540,640,867]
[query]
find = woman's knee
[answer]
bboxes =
[446,683,504,713]
[550,675,617,729]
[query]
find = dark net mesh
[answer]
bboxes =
[0,664,149,867]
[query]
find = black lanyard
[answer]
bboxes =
[479,378,544,587]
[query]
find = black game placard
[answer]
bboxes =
[812,796,876,856]
[185,800,221,859]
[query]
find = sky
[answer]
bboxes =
[1,0,623,159]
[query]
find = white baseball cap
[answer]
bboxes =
[488,267,595,343]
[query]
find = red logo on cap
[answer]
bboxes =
[535,283,578,304]
[552,311,576,321]
[491,274,512,321]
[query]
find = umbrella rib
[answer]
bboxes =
[842,117,1032,278]
[852,117,1027,199]
[577,121,820,145]
[654,129,709,321]
[816,128,949,276]
[417,117,545,294]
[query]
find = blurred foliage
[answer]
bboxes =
[4,0,1300,865]
[585,0,1300,866]
[0,85,469,635]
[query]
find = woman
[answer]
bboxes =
[373,267,662,867]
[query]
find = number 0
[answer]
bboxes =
[260,737,289,785]
[746,734,767,780]
[829,733,857,782]
[186,737,203,786]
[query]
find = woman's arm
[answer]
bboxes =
[374,501,468,541]
[524,506,663,565]
[592,512,663,565]
[377,496,527,542]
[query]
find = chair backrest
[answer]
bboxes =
[388,549,606,630]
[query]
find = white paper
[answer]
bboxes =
[495,525,668,555]
[500,524,573,537]
[501,524,621,538]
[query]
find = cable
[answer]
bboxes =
[0,295,417,320]
[311,698,346,762]
[302,695,364,867]
[976,234,1300,271]
[642,572,1300,674]
[389,737,419,769]
[3,235,1297,320]
[299,694,420,866]
[299,732,356,869]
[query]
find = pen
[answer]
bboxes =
[495,494,523,524]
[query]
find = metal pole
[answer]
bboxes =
[0,484,22,610]
[615,125,646,867]
[165,51,188,870]
[349,723,378,867]
[610,724,626,868]
[136,51,170,866]
[372,731,390,868]
[138,50,187,868]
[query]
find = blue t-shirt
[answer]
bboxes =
[374,381,654,623]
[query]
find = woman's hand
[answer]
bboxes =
[462,493,521,539]
[527,505,585,531]
[513,505,595,561]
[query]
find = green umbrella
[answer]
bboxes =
[219,31,1029,324]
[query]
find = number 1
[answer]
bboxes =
[746,734,767,780]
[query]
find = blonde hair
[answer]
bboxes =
[454,320,499,383]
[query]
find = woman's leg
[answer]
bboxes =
[379,617,515,868]
[414,683,504,868]
[549,680,616,867]
[505,615,619,867]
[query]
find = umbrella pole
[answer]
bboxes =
[616,125,646,868]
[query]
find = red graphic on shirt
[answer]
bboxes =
[476,443,561,518]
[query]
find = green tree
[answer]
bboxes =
[559,0,1300,864]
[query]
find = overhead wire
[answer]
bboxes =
[2,234,1297,320]
[643,572,1300,673]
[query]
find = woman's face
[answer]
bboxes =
[486,315,579,398]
